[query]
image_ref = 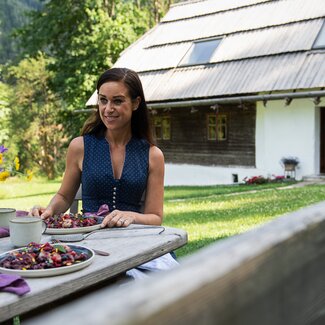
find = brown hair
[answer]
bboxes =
[81,68,154,144]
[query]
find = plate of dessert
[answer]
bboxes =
[44,213,103,234]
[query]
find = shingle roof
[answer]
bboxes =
[87,0,325,106]
[138,52,325,101]
[115,19,323,72]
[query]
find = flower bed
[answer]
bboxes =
[0,145,32,181]
[243,175,286,185]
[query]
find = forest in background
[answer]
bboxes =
[0,0,181,179]
[0,0,43,64]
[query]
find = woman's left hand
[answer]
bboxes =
[100,209,135,228]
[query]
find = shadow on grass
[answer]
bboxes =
[164,199,279,225]
[164,182,296,201]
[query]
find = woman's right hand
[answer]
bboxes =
[29,205,53,219]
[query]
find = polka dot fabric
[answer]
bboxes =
[81,134,149,213]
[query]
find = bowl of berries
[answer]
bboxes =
[0,242,94,277]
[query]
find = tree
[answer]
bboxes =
[0,76,12,143]
[5,53,68,179]
[0,0,43,64]
[16,0,150,113]
[3,0,178,179]
[133,0,180,26]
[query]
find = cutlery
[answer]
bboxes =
[50,225,165,243]
[50,239,110,256]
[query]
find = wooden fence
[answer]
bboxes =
[25,201,325,325]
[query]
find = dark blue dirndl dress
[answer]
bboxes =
[81,134,149,213]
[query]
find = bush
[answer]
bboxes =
[243,175,287,185]
[243,176,268,184]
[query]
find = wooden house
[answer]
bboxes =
[87,0,325,185]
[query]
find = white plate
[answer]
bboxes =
[0,244,95,277]
[45,224,101,235]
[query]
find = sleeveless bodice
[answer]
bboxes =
[81,134,149,213]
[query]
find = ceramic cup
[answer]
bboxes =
[9,217,47,247]
[0,208,16,228]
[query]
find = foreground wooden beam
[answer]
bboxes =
[25,201,325,325]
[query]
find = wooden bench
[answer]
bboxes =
[25,200,325,325]
[69,186,82,214]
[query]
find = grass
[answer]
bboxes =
[0,178,61,210]
[164,182,292,200]
[163,182,325,258]
[1,178,325,259]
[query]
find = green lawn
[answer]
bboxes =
[164,183,325,257]
[0,178,61,210]
[1,178,325,258]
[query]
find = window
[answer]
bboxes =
[207,113,227,141]
[179,38,221,66]
[154,115,171,140]
[313,20,325,49]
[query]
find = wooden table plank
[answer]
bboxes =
[0,225,187,322]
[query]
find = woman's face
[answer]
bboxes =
[98,81,140,132]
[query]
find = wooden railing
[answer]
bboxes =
[25,201,325,325]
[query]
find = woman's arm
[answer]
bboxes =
[30,137,84,219]
[101,145,165,227]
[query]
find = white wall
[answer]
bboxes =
[164,163,266,186]
[256,98,319,180]
[164,98,320,186]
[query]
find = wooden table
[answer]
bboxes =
[0,225,187,323]
[21,201,325,325]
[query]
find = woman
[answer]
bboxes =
[31,68,164,229]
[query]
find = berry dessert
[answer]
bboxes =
[45,213,98,228]
[0,242,89,270]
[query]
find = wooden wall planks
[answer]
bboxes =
[156,104,256,166]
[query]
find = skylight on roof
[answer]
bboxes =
[313,20,325,49]
[179,38,221,66]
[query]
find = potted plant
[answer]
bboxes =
[280,156,300,171]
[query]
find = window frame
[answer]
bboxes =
[154,114,171,140]
[312,20,325,49]
[179,37,222,67]
[207,112,228,141]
